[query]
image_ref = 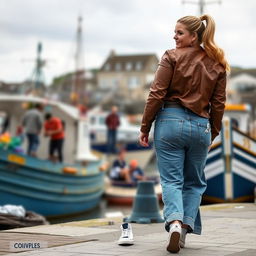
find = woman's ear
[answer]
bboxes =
[190,32,199,46]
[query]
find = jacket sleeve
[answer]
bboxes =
[140,51,175,133]
[209,71,227,142]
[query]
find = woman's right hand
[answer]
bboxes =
[139,132,149,147]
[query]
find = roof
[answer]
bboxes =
[100,51,158,72]
[230,67,256,78]
[229,73,256,84]
[0,94,79,120]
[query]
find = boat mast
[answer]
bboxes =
[71,16,85,106]
[182,0,221,15]
[30,42,46,95]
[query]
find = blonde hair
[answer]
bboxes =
[177,15,230,72]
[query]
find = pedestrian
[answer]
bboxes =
[22,103,44,157]
[44,113,65,163]
[105,105,120,154]
[139,14,229,253]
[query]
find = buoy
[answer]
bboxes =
[124,181,164,224]
[63,167,77,175]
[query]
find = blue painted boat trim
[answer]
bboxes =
[232,173,255,199]
[0,171,104,195]
[206,152,222,165]
[233,153,255,168]
[204,173,225,200]
[0,149,102,176]
[0,191,102,217]
[92,141,153,152]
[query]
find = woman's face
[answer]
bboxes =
[173,22,196,48]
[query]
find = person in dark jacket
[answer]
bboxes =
[105,105,120,154]
[139,14,229,253]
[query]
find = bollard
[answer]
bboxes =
[124,181,164,224]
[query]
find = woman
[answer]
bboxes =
[139,15,229,253]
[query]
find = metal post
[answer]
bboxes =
[182,0,221,15]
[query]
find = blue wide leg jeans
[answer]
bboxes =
[154,106,210,235]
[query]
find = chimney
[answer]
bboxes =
[109,49,116,58]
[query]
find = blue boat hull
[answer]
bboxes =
[0,190,102,217]
[203,123,256,203]
[0,149,105,217]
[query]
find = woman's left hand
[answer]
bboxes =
[139,132,149,147]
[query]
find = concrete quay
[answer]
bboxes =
[1,203,256,256]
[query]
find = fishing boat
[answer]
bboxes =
[204,104,256,203]
[0,94,105,217]
[88,108,154,169]
[104,177,162,205]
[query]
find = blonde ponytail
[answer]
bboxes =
[177,15,230,72]
[200,15,230,72]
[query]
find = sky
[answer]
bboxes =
[1,0,256,85]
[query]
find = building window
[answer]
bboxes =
[126,62,132,71]
[136,62,142,71]
[104,63,111,71]
[113,78,119,89]
[115,63,121,71]
[99,79,110,89]
[128,76,140,89]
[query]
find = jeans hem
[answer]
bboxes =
[183,216,202,235]
[166,212,183,224]
[192,225,202,235]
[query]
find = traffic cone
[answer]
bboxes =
[124,181,164,224]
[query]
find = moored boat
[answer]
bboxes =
[104,177,162,205]
[88,108,154,169]
[203,105,256,203]
[0,94,106,217]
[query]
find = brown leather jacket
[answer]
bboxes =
[140,46,227,142]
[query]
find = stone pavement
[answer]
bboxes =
[1,203,256,256]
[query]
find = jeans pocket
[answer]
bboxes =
[155,118,183,145]
[198,122,211,146]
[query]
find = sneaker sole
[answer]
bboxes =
[118,240,134,245]
[167,231,180,253]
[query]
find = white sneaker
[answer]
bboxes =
[118,223,134,245]
[166,222,181,253]
[179,228,187,248]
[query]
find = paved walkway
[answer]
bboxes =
[1,203,256,256]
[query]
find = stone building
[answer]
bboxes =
[97,50,159,103]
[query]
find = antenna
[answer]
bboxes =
[71,16,85,105]
[22,42,54,95]
[32,42,45,91]
[182,0,221,15]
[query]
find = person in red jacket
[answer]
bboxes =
[105,105,120,154]
[44,113,65,162]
